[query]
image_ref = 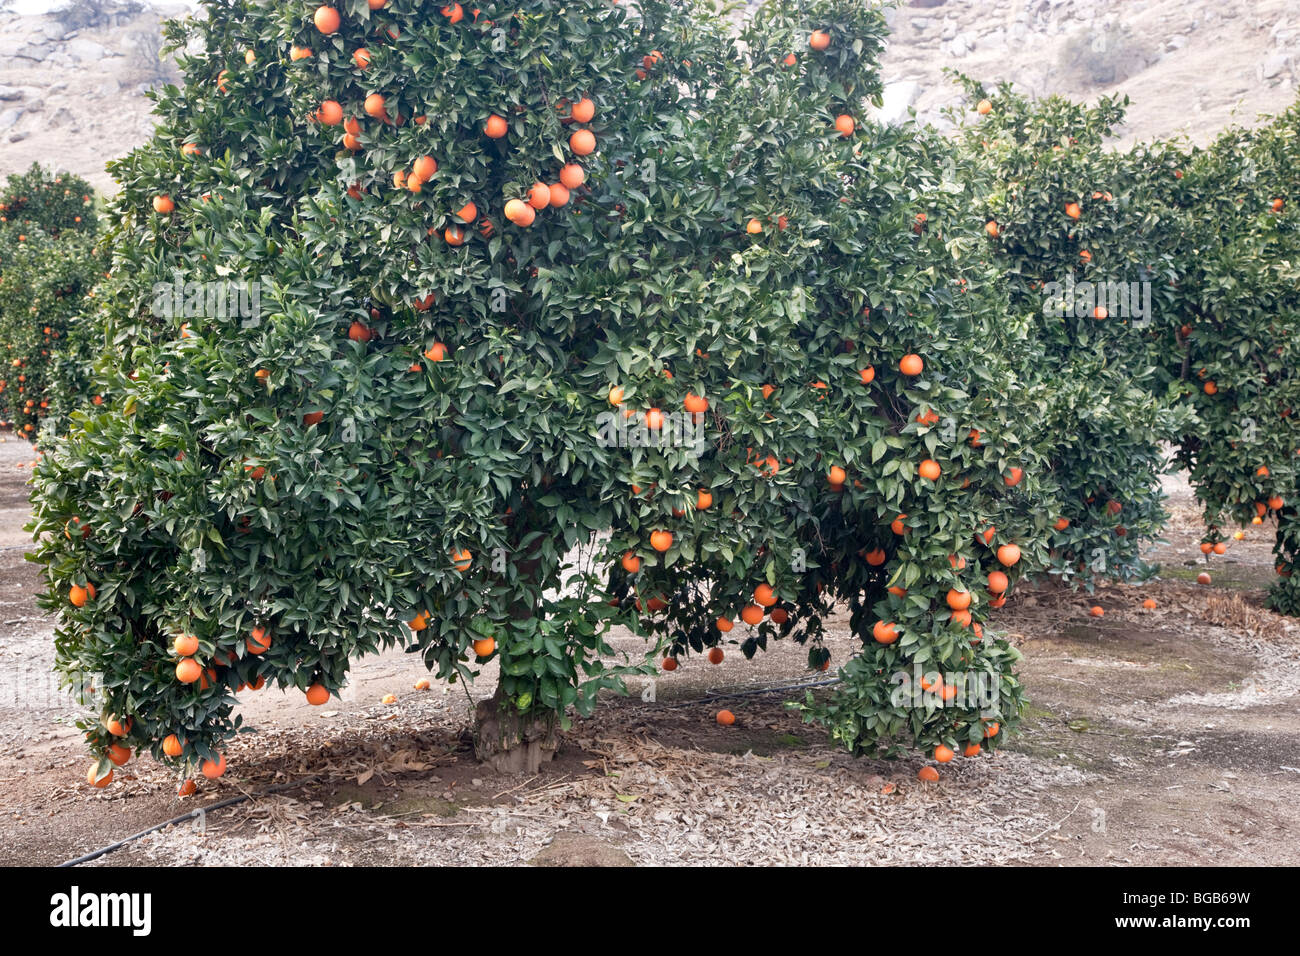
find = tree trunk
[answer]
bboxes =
[473,684,559,774]
[471,535,558,772]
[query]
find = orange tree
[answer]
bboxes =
[951,79,1192,588]
[33,0,1040,787]
[1152,99,1300,610]
[0,165,101,439]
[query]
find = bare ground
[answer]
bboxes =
[0,438,1297,867]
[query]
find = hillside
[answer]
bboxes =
[0,0,1296,193]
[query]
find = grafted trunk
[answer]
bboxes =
[471,536,558,772]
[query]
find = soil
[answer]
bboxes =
[1,435,1298,866]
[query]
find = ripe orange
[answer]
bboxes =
[607,385,625,405]
[865,547,886,566]
[1197,572,1212,585]
[152,195,174,214]
[305,683,330,705]
[899,353,923,376]
[645,407,664,429]
[934,745,954,763]
[745,218,762,234]
[525,181,550,210]
[1089,606,1104,618]
[176,658,202,684]
[313,5,340,34]
[740,604,763,626]
[754,583,777,607]
[917,766,939,782]
[352,47,371,69]
[809,30,830,50]
[247,627,272,654]
[1204,381,1217,395]
[834,114,855,137]
[650,530,673,553]
[1212,542,1227,555]
[451,548,472,571]
[425,342,448,362]
[683,392,709,414]
[977,99,992,115]
[946,589,971,611]
[441,2,463,22]
[770,608,789,624]
[828,465,847,485]
[473,636,496,657]
[173,634,199,657]
[444,225,466,245]
[1065,202,1081,220]
[178,779,197,796]
[559,164,585,189]
[621,551,641,574]
[570,97,595,123]
[716,709,735,726]
[1004,467,1023,487]
[716,617,734,633]
[548,183,570,207]
[696,489,713,510]
[987,571,1009,593]
[87,764,112,788]
[707,647,724,664]
[985,220,999,238]
[996,543,1021,567]
[454,201,478,223]
[1054,517,1070,531]
[919,459,941,481]
[661,657,678,672]
[569,129,596,155]
[873,621,898,644]
[412,155,437,181]
[162,733,183,757]
[1269,495,1285,511]
[859,366,875,385]
[364,93,386,118]
[504,198,535,226]
[485,113,508,138]
[201,754,227,779]
[1142,598,1157,610]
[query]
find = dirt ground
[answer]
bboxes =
[1,436,1297,867]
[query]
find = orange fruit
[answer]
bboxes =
[873,621,898,644]
[484,113,508,138]
[746,218,762,234]
[451,548,472,571]
[834,114,855,137]
[152,195,174,214]
[987,571,1009,593]
[176,658,202,684]
[1197,572,1212,585]
[569,129,596,155]
[740,605,763,626]
[985,220,999,238]
[917,766,939,783]
[696,489,713,510]
[963,743,982,757]
[1269,495,1285,511]
[770,608,789,624]
[865,547,886,566]
[201,754,227,779]
[441,2,463,22]
[1089,606,1104,618]
[754,583,777,607]
[1142,598,1157,610]
[809,30,830,50]
[313,5,340,34]
[934,745,954,763]
[525,181,550,210]
[607,385,625,405]
[859,366,875,385]
[104,715,132,737]
[899,353,923,376]
[1212,542,1227,555]
[570,97,595,123]
[178,779,197,796]
[504,198,535,226]
[1065,202,1081,219]
[364,93,386,118]
[976,99,992,115]
[996,543,1021,567]
[827,465,847,485]
[412,155,437,181]
[919,459,941,481]
[548,183,570,207]
[946,589,971,611]
[1204,381,1217,395]
[683,392,709,414]
[716,617,734,633]
[425,342,448,362]
[707,647,724,665]
[473,636,496,657]
[716,709,735,726]
[87,764,112,788]
[162,734,184,757]
[305,683,330,705]
[984,722,1000,738]
[1004,467,1023,487]
[559,163,585,189]
[645,407,664,429]
[352,47,371,69]
[173,634,199,656]
[1053,517,1070,531]
[621,552,641,574]
[247,627,272,654]
[650,530,673,552]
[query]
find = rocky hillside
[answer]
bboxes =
[875,0,1298,145]
[0,0,1297,195]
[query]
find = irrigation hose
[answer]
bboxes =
[58,776,321,868]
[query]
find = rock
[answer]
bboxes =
[8,131,27,143]
[911,18,931,32]
[950,32,975,57]
[65,37,111,63]
[47,82,68,94]
[1166,36,1187,52]
[941,17,957,41]
[48,107,77,130]
[871,80,922,126]
[1262,54,1289,79]
[39,18,69,41]
[16,42,52,61]
[0,86,23,102]
[98,79,121,96]
[0,108,23,132]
